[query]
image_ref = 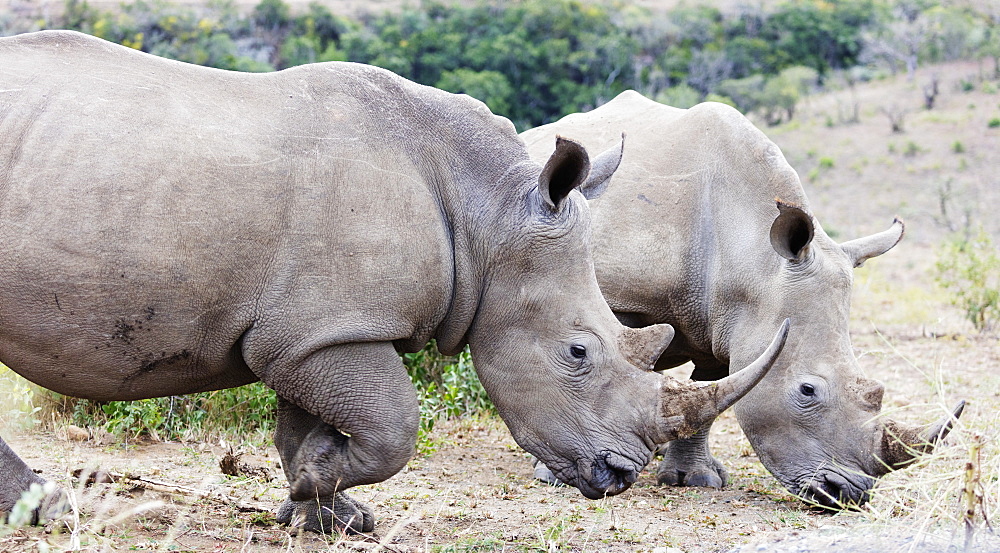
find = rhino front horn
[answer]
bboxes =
[654,318,789,443]
[877,400,966,472]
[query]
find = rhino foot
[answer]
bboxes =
[655,454,728,488]
[4,482,71,526]
[275,492,374,534]
[655,425,728,488]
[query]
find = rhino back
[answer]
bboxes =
[0,31,512,400]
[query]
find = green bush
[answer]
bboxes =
[57,342,492,452]
[69,383,276,441]
[1,0,894,129]
[654,84,701,108]
[989,117,1000,128]
[935,227,1000,332]
[0,365,42,431]
[403,342,493,454]
[436,69,514,116]
[904,141,923,157]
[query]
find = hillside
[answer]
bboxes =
[0,0,750,17]
[760,60,999,338]
[765,60,999,247]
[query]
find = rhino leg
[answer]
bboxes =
[273,398,377,533]
[656,423,729,488]
[0,434,68,524]
[656,359,729,488]
[267,342,419,533]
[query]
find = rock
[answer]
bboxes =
[57,425,90,442]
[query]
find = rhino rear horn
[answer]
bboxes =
[538,136,591,211]
[877,400,965,472]
[655,319,789,443]
[619,322,674,370]
[840,218,905,268]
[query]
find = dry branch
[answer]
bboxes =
[72,468,269,513]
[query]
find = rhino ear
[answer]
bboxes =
[578,134,625,201]
[538,136,591,211]
[840,218,905,268]
[769,200,814,261]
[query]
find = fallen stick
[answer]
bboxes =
[73,469,270,513]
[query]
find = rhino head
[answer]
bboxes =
[733,201,963,508]
[463,137,787,499]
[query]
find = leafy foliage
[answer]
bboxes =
[935,227,1000,332]
[2,0,931,129]
[403,342,494,454]
[67,383,277,441]
[0,365,42,430]
[56,342,490,453]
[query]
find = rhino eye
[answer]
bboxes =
[570,345,587,359]
[799,383,816,397]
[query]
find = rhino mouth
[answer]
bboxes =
[571,452,642,500]
[795,469,875,510]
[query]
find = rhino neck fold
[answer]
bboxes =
[432,161,539,356]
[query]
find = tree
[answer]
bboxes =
[435,69,513,115]
[762,0,878,77]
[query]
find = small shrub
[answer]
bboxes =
[69,383,276,441]
[28,340,492,450]
[903,141,923,157]
[404,342,493,455]
[988,118,1000,128]
[935,226,1000,333]
[654,84,701,109]
[0,366,42,430]
[952,140,965,154]
[818,156,834,169]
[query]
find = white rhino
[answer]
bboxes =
[521,91,963,508]
[0,33,789,532]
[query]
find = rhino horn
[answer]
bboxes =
[876,400,965,472]
[654,319,789,443]
[619,323,674,370]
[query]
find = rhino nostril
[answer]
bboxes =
[803,475,869,510]
[599,452,638,496]
[804,483,841,510]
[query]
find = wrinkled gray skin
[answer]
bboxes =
[0,33,783,532]
[521,91,963,509]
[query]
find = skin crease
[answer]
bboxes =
[521,91,958,509]
[0,32,779,532]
